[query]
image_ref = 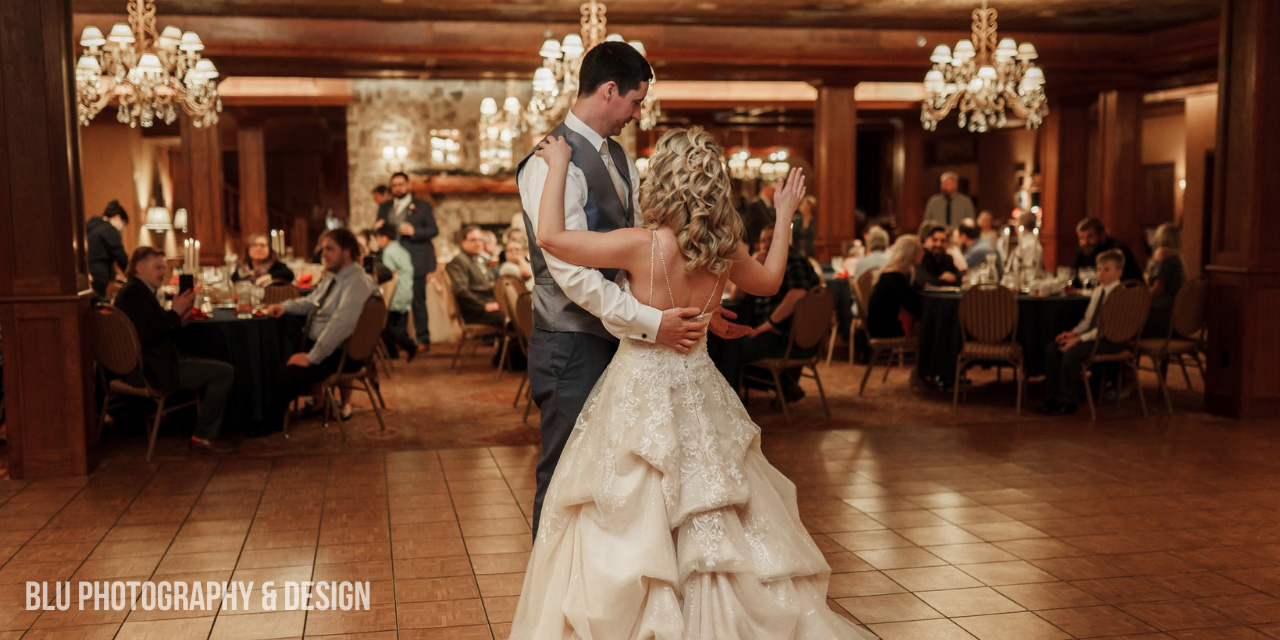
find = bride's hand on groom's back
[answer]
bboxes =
[534,136,572,167]
[657,307,708,354]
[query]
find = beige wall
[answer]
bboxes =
[1183,92,1218,276]
[1142,112,1187,219]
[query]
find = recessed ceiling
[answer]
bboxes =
[72,0,1218,34]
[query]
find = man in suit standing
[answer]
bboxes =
[87,200,130,298]
[113,247,236,454]
[741,181,776,246]
[376,171,438,354]
[517,42,711,538]
[923,171,976,228]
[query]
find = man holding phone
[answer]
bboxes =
[113,247,237,453]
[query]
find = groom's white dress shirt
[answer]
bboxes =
[518,111,661,343]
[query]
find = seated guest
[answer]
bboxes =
[357,228,394,284]
[446,225,504,328]
[113,247,236,453]
[915,222,962,287]
[977,210,1003,254]
[1004,211,1043,275]
[265,228,379,430]
[232,232,295,286]
[87,200,130,298]
[481,229,502,277]
[1144,222,1185,337]
[853,226,891,280]
[1072,217,1143,282]
[499,236,535,291]
[374,226,417,360]
[948,223,970,274]
[709,225,820,403]
[867,236,924,338]
[1039,248,1127,415]
[957,218,1002,278]
[791,195,818,259]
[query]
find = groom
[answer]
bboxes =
[518,42,709,537]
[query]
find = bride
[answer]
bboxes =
[509,127,877,639]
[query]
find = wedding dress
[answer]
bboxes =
[509,233,877,639]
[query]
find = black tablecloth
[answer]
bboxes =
[176,309,303,434]
[917,291,1092,380]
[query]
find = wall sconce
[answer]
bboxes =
[172,207,188,232]
[382,144,409,172]
[144,205,172,230]
[429,129,463,170]
[636,156,649,180]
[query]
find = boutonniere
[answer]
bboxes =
[409,203,417,212]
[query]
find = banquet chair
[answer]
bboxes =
[852,270,918,395]
[1081,281,1151,420]
[953,284,1024,413]
[493,275,528,379]
[512,291,536,422]
[89,303,199,463]
[261,283,299,305]
[1137,274,1208,413]
[437,268,504,371]
[284,295,388,439]
[742,286,834,425]
[372,274,398,378]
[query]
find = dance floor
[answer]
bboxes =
[5,347,1280,639]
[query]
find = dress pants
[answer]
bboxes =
[383,310,417,358]
[528,329,618,538]
[267,345,366,431]
[412,273,430,344]
[1043,339,1126,405]
[174,357,235,439]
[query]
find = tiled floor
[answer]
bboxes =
[4,354,1280,639]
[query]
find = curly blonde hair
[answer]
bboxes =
[639,127,743,275]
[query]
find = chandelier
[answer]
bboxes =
[75,0,222,128]
[525,0,661,133]
[920,0,1047,133]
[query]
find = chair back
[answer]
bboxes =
[787,287,836,353]
[1097,281,1151,344]
[262,282,299,304]
[379,273,398,306]
[851,269,877,336]
[344,296,389,362]
[89,304,142,377]
[1170,275,1208,339]
[514,292,534,345]
[433,268,464,324]
[494,275,521,324]
[959,284,1018,344]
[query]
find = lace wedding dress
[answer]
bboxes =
[509,234,877,640]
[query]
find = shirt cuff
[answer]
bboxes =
[306,349,326,365]
[626,305,662,343]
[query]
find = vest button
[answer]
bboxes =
[641,333,647,339]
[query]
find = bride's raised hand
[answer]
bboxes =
[773,167,807,220]
[534,136,573,168]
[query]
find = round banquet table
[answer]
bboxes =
[916,290,1092,381]
[176,308,303,434]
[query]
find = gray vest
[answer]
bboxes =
[517,123,634,341]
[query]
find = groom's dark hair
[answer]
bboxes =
[577,41,653,98]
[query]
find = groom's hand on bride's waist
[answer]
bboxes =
[657,307,708,354]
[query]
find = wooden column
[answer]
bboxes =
[813,84,857,260]
[237,124,269,236]
[1205,0,1280,418]
[898,121,926,236]
[1094,90,1145,261]
[1038,101,1090,269]
[180,115,225,264]
[0,0,97,477]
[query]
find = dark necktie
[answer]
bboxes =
[301,276,336,339]
[946,195,953,226]
[1087,287,1107,331]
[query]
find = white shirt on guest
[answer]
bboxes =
[517,110,661,342]
[1072,279,1122,343]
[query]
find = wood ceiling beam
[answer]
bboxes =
[71,14,1219,89]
